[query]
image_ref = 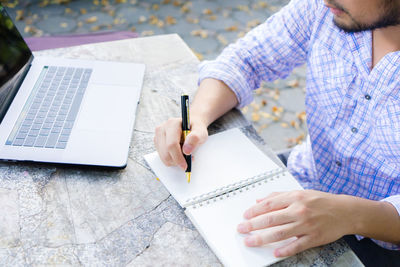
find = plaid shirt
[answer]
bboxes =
[198,0,400,250]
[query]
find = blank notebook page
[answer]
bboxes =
[186,173,303,267]
[144,128,281,206]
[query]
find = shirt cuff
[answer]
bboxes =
[198,60,254,108]
[355,195,400,250]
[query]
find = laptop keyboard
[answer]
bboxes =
[5,66,92,149]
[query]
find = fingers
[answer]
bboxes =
[243,223,299,247]
[237,209,294,234]
[256,192,281,203]
[154,118,184,168]
[154,117,208,169]
[274,235,313,257]
[244,192,290,219]
[154,124,174,166]
[182,122,208,155]
[165,120,187,170]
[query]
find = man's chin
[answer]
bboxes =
[333,18,364,33]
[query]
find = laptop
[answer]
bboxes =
[0,6,145,168]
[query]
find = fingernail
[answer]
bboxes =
[243,210,251,219]
[179,163,186,170]
[274,249,281,257]
[237,223,248,233]
[182,144,193,154]
[244,236,257,247]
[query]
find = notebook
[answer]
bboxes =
[144,128,303,267]
[0,6,145,167]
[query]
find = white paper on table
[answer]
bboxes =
[144,128,282,206]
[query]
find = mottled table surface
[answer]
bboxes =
[0,34,363,266]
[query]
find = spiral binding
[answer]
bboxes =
[183,168,286,208]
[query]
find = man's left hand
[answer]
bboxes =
[237,190,356,257]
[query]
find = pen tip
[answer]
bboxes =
[186,172,191,183]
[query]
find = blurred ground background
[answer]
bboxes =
[1,0,307,151]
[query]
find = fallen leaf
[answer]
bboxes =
[173,0,182,6]
[181,3,191,13]
[237,5,249,12]
[138,16,147,23]
[260,111,271,118]
[165,15,177,25]
[287,79,299,88]
[247,19,261,28]
[149,15,159,25]
[217,35,228,46]
[225,25,238,32]
[91,25,101,31]
[251,112,260,122]
[85,16,98,24]
[191,49,204,60]
[297,111,307,123]
[141,30,155,36]
[203,8,213,15]
[60,22,68,28]
[80,8,87,14]
[186,17,199,24]
[191,29,208,38]
[15,10,24,21]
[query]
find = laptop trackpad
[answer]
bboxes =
[74,83,137,132]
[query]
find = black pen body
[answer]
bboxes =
[181,95,192,174]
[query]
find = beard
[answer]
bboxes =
[329,0,400,33]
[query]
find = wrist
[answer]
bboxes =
[190,114,209,128]
[335,194,364,235]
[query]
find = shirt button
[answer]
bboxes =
[365,94,371,100]
[351,127,358,133]
[336,161,342,167]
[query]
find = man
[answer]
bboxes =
[154,0,400,264]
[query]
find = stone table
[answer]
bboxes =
[0,34,363,266]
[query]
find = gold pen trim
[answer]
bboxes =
[183,130,190,139]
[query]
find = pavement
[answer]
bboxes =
[2,0,307,151]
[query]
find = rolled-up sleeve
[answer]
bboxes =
[198,0,321,107]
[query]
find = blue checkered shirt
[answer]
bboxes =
[198,0,400,250]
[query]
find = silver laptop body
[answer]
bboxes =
[0,7,145,168]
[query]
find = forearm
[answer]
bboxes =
[342,194,400,244]
[190,78,238,127]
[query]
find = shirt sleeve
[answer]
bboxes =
[356,196,400,250]
[198,0,322,107]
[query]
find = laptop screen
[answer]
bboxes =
[0,5,32,123]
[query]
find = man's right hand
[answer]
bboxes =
[154,117,208,170]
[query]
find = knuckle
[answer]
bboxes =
[262,215,273,227]
[189,133,200,144]
[262,200,272,210]
[254,235,262,246]
[289,242,301,255]
[246,222,253,232]
[296,206,309,217]
[273,230,286,241]
[166,141,177,151]
[293,191,305,201]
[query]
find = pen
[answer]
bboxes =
[181,94,191,183]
